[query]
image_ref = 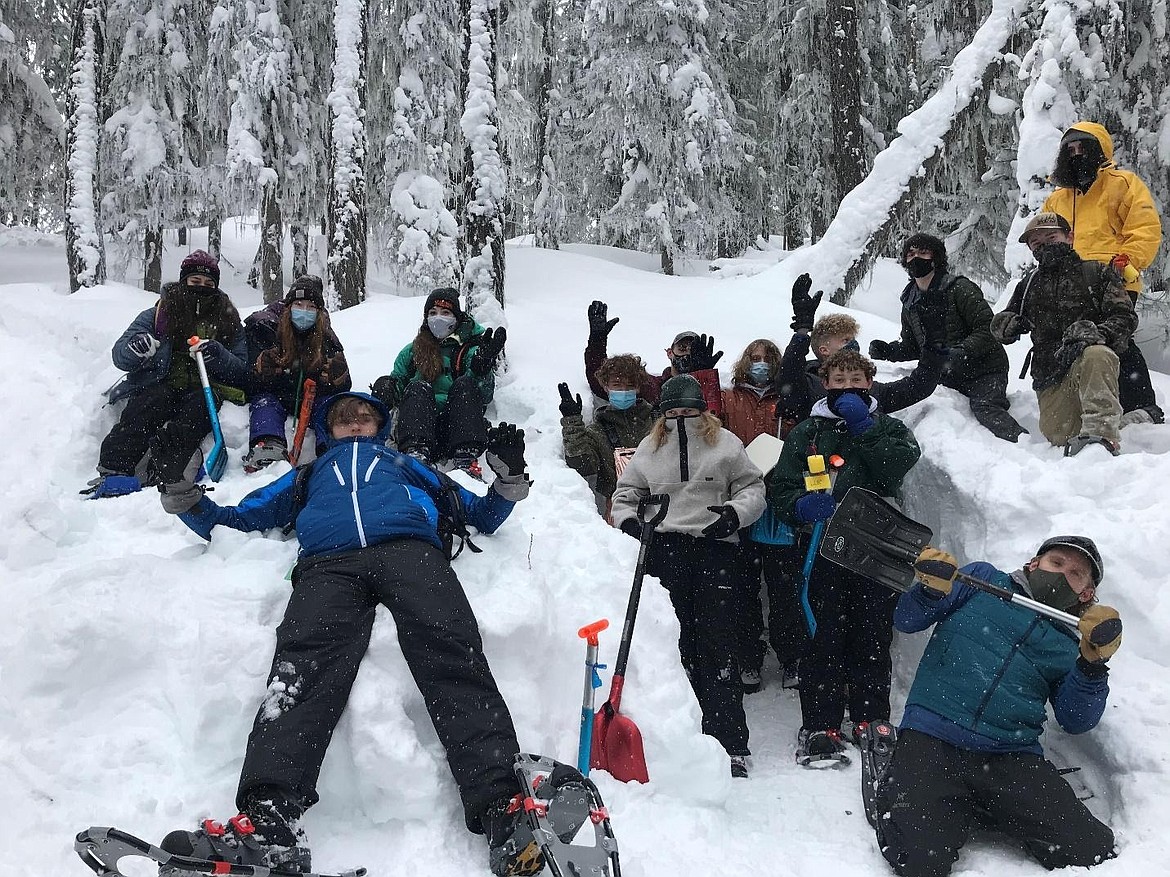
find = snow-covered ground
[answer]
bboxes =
[2,224,1169,877]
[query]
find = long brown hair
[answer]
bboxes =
[268,305,331,373]
[155,282,241,346]
[731,339,782,385]
[651,411,723,450]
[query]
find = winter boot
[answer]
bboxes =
[482,794,546,877]
[796,728,851,768]
[452,446,485,481]
[81,473,142,498]
[159,815,269,874]
[730,755,750,779]
[740,667,762,695]
[401,443,432,464]
[243,438,289,473]
[241,788,312,873]
[781,661,801,690]
[1064,434,1120,457]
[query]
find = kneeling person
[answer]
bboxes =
[157,391,540,877]
[877,537,1121,876]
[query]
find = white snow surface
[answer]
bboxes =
[2,228,1170,877]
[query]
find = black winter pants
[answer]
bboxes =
[99,383,218,482]
[876,730,1115,877]
[799,555,897,731]
[236,539,520,834]
[946,372,1026,441]
[736,541,810,672]
[1120,292,1160,415]
[396,376,489,459]
[649,532,749,756]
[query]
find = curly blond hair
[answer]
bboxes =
[810,314,860,352]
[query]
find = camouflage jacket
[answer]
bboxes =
[1001,251,1136,391]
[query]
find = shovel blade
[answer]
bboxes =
[819,488,934,592]
[591,708,648,784]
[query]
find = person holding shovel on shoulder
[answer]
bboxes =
[874,536,1121,877]
[610,374,766,778]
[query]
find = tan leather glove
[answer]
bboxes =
[1078,605,1122,663]
[914,547,959,596]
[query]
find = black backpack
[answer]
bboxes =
[284,457,482,560]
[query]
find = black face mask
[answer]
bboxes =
[1027,567,1082,613]
[1035,241,1075,269]
[1065,153,1100,193]
[906,257,935,279]
[185,280,219,296]
[671,353,693,374]
[825,388,872,410]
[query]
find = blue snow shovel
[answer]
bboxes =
[576,619,609,776]
[187,336,227,482]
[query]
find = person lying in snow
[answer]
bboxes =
[875,536,1121,876]
[156,391,542,877]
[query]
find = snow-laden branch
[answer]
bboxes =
[772,0,1032,292]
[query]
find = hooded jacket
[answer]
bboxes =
[177,392,518,557]
[1042,121,1163,294]
[561,400,657,504]
[610,416,766,541]
[390,315,494,407]
[895,563,1109,753]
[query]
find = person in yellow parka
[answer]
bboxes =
[1043,121,1164,424]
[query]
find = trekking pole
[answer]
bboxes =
[187,336,227,481]
[798,453,845,637]
[576,619,609,775]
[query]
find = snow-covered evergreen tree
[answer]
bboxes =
[64,0,107,292]
[326,0,368,308]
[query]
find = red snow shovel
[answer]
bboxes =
[592,494,670,783]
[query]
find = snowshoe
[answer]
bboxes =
[243,439,289,473]
[1064,434,1120,457]
[730,755,750,779]
[780,661,800,690]
[796,728,851,769]
[740,667,762,695]
[73,826,363,877]
[452,447,485,481]
[80,474,142,499]
[859,720,898,828]
[497,753,622,877]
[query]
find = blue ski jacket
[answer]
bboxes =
[178,392,516,557]
[896,562,1109,754]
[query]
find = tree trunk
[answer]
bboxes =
[64,0,107,293]
[327,0,368,310]
[143,226,163,292]
[177,227,188,245]
[208,215,223,260]
[259,181,284,303]
[826,0,866,299]
[291,225,309,278]
[532,0,559,249]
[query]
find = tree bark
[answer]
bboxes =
[64,0,107,293]
[208,215,223,260]
[259,181,284,303]
[143,226,163,292]
[291,225,309,278]
[532,0,558,249]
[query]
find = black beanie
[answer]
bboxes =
[286,275,326,309]
[424,288,464,320]
[657,375,707,413]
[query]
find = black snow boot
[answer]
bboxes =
[482,794,546,877]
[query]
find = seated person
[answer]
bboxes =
[243,275,351,470]
[869,233,1025,442]
[558,353,656,516]
[584,300,723,415]
[776,274,944,437]
[86,250,248,497]
[876,537,1120,876]
[371,289,505,475]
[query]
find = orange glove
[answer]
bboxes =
[1078,605,1122,663]
[914,547,959,596]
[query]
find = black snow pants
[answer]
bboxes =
[736,541,809,673]
[876,729,1116,877]
[99,383,218,482]
[395,376,489,460]
[236,539,520,834]
[798,555,897,731]
[1120,291,1161,416]
[945,371,1026,441]
[648,532,749,756]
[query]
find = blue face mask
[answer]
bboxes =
[840,339,860,353]
[609,389,638,410]
[749,361,772,383]
[290,307,318,331]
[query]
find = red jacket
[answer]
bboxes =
[721,384,780,446]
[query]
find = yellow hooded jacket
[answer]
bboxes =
[1042,121,1162,294]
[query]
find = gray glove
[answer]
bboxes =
[1063,319,1105,346]
[990,311,1024,344]
[159,479,204,514]
[486,423,531,501]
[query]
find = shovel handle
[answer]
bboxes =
[578,618,610,646]
[637,494,670,530]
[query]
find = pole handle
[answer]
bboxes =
[578,618,610,646]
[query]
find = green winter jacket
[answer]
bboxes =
[562,401,657,504]
[768,400,921,527]
[390,316,495,407]
[886,273,1009,385]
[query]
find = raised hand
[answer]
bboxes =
[790,274,823,332]
[588,300,619,341]
[471,327,508,376]
[558,382,583,417]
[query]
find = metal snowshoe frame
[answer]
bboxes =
[511,753,621,877]
[859,720,898,828]
[74,826,365,877]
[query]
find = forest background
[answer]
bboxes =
[1,0,1167,323]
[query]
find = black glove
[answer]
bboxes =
[486,422,526,475]
[700,504,740,539]
[470,327,507,376]
[1053,340,1088,374]
[990,311,1024,344]
[619,518,643,539]
[917,296,949,351]
[557,382,583,417]
[588,300,619,341]
[191,339,229,370]
[370,375,398,409]
[686,334,723,371]
[868,339,892,361]
[790,274,823,332]
[128,333,160,360]
[1063,319,1105,346]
